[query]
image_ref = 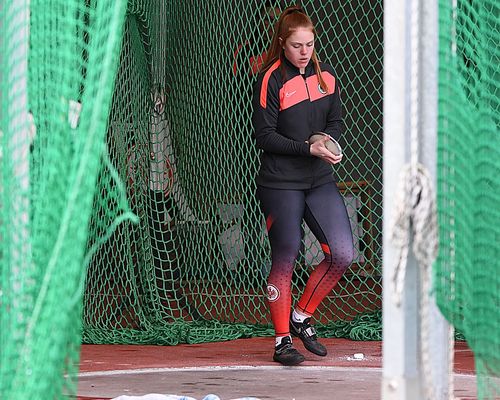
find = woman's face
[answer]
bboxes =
[282,27,315,72]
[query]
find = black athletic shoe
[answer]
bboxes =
[290,317,327,357]
[273,336,305,366]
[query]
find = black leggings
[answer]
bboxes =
[256,181,354,336]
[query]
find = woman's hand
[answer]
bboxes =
[308,135,343,165]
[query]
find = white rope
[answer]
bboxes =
[390,163,438,308]
[387,148,458,392]
[390,162,444,400]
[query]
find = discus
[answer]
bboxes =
[308,132,342,156]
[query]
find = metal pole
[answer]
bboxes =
[382,0,451,398]
[382,0,421,396]
[419,0,453,398]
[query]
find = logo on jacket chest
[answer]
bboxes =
[279,76,309,110]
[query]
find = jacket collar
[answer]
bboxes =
[283,55,314,76]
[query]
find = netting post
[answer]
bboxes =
[418,0,454,398]
[382,0,452,399]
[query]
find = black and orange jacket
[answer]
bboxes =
[252,56,343,190]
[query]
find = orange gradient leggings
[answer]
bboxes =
[256,182,354,336]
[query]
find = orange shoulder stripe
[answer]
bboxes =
[260,60,281,109]
[307,71,336,102]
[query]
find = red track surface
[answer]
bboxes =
[79,338,474,373]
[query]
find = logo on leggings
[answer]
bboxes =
[266,284,280,302]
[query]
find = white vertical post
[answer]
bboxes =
[419,0,453,398]
[382,0,452,399]
[382,0,421,394]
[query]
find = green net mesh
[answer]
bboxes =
[0,0,128,399]
[435,0,500,398]
[80,0,384,345]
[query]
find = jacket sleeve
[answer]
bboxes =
[252,72,311,156]
[323,69,344,141]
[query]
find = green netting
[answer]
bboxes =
[0,0,128,399]
[81,0,384,345]
[436,0,499,399]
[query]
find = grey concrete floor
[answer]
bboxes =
[77,366,477,400]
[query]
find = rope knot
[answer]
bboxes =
[390,163,438,306]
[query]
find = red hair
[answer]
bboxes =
[260,6,328,93]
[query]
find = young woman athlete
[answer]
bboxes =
[252,5,354,366]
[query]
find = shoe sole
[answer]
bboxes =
[273,356,305,366]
